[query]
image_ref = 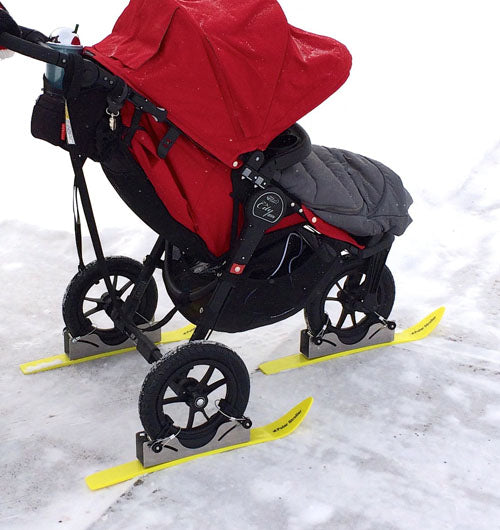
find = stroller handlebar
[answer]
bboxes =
[0,31,68,67]
[0,30,125,94]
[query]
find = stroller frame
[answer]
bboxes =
[1,32,397,454]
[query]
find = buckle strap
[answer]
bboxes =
[128,91,167,122]
[157,122,181,159]
[127,91,181,158]
[123,106,144,147]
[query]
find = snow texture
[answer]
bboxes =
[1,1,500,529]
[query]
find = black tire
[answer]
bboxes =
[139,342,250,448]
[62,256,158,346]
[304,263,395,344]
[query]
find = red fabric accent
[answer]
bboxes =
[60,123,66,141]
[87,0,351,167]
[301,206,364,249]
[266,213,305,234]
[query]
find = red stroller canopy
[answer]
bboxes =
[88,0,352,167]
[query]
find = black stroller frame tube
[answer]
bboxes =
[191,178,292,340]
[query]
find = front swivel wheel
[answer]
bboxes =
[139,342,250,449]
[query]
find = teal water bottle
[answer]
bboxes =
[45,25,83,89]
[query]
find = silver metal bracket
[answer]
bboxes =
[300,322,395,359]
[136,420,252,468]
[63,327,162,360]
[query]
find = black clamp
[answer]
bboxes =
[238,151,272,190]
[106,78,129,114]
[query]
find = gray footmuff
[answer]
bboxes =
[274,146,413,237]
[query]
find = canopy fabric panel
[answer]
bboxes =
[88,0,351,166]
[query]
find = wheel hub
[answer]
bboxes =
[337,288,358,311]
[194,396,208,409]
[102,293,123,318]
[177,377,209,410]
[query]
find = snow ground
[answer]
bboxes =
[1,1,500,529]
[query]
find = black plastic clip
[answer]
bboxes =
[158,123,181,159]
[106,79,129,115]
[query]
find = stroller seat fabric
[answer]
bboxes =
[273,146,413,237]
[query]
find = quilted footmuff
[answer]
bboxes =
[274,146,413,237]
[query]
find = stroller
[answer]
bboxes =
[0,1,412,459]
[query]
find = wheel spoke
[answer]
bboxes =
[200,366,215,386]
[350,312,357,326]
[186,408,196,429]
[83,305,103,318]
[84,296,102,303]
[206,378,226,393]
[326,297,339,302]
[201,409,210,421]
[337,308,349,328]
[162,396,185,405]
[112,275,119,291]
[117,279,134,297]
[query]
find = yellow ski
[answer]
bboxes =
[259,307,445,375]
[19,325,195,375]
[85,396,313,490]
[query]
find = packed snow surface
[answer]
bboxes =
[1,1,499,529]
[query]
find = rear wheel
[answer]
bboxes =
[139,342,250,448]
[304,264,395,344]
[62,256,158,346]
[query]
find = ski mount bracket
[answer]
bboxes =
[300,322,395,359]
[136,420,251,468]
[63,327,162,361]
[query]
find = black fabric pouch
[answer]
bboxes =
[31,77,113,161]
[31,88,66,148]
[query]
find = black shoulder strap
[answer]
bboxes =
[72,181,85,271]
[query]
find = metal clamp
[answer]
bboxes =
[136,420,252,468]
[300,321,396,359]
[63,326,162,360]
[215,399,252,429]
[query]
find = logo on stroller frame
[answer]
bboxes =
[252,192,285,223]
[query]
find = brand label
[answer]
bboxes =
[272,409,302,433]
[252,192,284,223]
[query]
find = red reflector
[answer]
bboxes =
[230,263,246,275]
